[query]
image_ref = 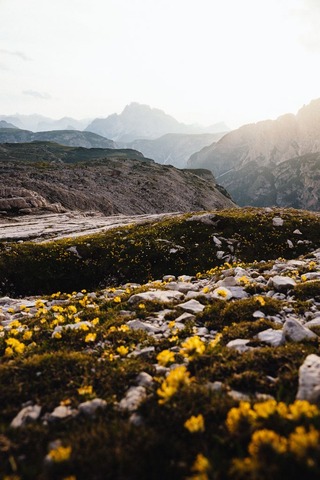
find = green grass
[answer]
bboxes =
[1,207,319,296]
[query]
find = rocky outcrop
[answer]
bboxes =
[187,98,320,210]
[0,143,235,217]
[0,187,65,215]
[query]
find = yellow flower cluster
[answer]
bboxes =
[47,445,72,463]
[188,453,211,480]
[180,336,206,360]
[184,414,205,433]
[156,349,175,366]
[5,337,26,356]
[157,366,193,404]
[226,400,320,435]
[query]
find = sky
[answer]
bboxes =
[1,0,320,128]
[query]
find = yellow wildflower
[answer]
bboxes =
[91,317,100,326]
[190,453,211,480]
[210,333,222,348]
[226,402,257,434]
[138,303,146,309]
[238,276,250,286]
[156,349,175,366]
[116,345,129,356]
[181,336,205,360]
[168,321,176,329]
[301,274,307,282]
[67,305,77,314]
[9,320,21,329]
[6,337,25,354]
[287,400,319,420]
[118,324,129,332]
[85,333,97,343]
[288,425,320,458]
[157,365,193,404]
[79,323,89,331]
[215,288,229,298]
[248,429,287,457]
[52,331,62,339]
[77,385,93,395]
[184,414,205,433]
[47,445,72,463]
[4,346,14,357]
[23,330,33,341]
[255,295,266,306]
[169,335,179,343]
[113,296,121,303]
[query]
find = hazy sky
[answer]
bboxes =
[1,0,320,128]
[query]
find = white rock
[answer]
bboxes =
[287,239,294,249]
[257,329,283,347]
[49,405,76,419]
[177,275,193,282]
[135,372,153,388]
[10,405,41,428]
[128,290,184,305]
[293,229,302,235]
[127,319,161,333]
[174,312,196,323]
[304,317,320,329]
[272,217,284,226]
[296,354,320,402]
[227,287,248,299]
[226,339,253,353]
[212,235,222,246]
[268,275,296,291]
[282,318,318,343]
[118,386,147,412]
[163,275,176,282]
[79,398,107,415]
[177,299,205,314]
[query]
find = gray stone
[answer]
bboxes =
[135,372,153,388]
[177,299,205,314]
[282,318,318,343]
[174,312,196,323]
[49,405,76,420]
[268,275,296,291]
[272,217,284,226]
[127,319,161,334]
[304,317,320,329]
[128,290,184,305]
[256,329,283,347]
[10,405,41,428]
[79,398,107,415]
[296,354,320,402]
[226,339,253,353]
[118,386,147,412]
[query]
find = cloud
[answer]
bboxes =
[0,49,31,61]
[23,90,52,100]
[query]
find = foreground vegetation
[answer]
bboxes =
[0,207,319,296]
[0,207,320,479]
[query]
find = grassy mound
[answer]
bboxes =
[1,207,319,296]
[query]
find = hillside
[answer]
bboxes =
[187,99,320,209]
[0,208,320,480]
[0,128,115,149]
[128,132,226,169]
[0,142,234,216]
[220,153,320,210]
[86,102,229,142]
[0,120,18,129]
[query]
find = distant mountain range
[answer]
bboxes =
[187,98,320,211]
[0,142,235,216]
[0,128,115,149]
[85,103,229,142]
[0,114,90,132]
[128,132,227,169]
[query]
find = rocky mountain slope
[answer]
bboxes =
[220,153,320,210]
[0,142,234,216]
[0,120,17,129]
[0,208,319,480]
[128,132,226,169]
[86,102,229,142]
[188,99,320,209]
[0,128,115,149]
